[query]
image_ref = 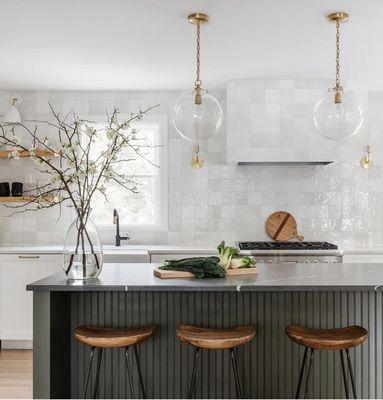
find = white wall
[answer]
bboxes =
[0,88,381,249]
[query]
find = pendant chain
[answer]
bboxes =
[335,20,341,90]
[195,20,202,90]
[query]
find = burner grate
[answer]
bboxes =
[239,241,338,251]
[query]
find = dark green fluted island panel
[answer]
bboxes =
[32,290,381,399]
[28,263,383,399]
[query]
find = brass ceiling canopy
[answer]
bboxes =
[188,13,209,25]
[328,12,349,23]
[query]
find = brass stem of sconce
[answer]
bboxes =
[361,144,372,169]
[191,144,204,169]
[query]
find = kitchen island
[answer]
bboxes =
[27,263,383,399]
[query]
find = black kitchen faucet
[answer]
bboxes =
[113,209,129,246]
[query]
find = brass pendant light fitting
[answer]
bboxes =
[188,13,209,105]
[327,12,349,104]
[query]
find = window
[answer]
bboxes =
[83,114,167,229]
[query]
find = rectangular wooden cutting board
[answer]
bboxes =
[153,268,258,279]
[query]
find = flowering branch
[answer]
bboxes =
[0,104,159,276]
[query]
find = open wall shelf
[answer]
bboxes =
[0,196,54,203]
[0,149,58,159]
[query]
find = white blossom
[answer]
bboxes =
[86,126,96,136]
[106,128,116,141]
[88,163,97,174]
[29,146,37,156]
[0,104,156,242]
[8,150,20,160]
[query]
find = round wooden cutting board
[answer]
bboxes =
[266,211,304,242]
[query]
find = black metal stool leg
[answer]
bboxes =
[92,348,103,399]
[125,347,135,398]
[340,350,350,399]
[133,345,147,399]
[230,348,243,399]
[188,347,200,399]
[346,349,357,399]
[303,348,314,399]
[82,346,96,399]
[295,347,308,399]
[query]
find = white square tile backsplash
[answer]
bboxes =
[0,87,381,249]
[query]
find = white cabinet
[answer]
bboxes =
[343,252,383,263]
[0,254,61,341]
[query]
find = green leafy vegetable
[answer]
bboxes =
[217,241,240,269]
[159,241,257,279]
[160,256,227,279]
[230,256,256,269]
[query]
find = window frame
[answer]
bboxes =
[80,113,168,231]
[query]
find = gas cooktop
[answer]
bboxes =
[238,241,338,251]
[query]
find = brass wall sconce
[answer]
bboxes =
[361,145,372,169]
[3,95,22,124]
[191,145,204,169]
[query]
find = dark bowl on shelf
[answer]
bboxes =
[11,182,23,197]
[0,182,10,197]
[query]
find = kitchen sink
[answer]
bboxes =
[103,245,149,251]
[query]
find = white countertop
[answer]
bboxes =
[342,248,383,254]
[0,245,217,255]
[0,245,380,256]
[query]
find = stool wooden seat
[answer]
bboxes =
[286,325,368,351]
[176,324,256,350]
[75,325,156,348]
[286,324,368,399]
[74,324,156,399]
[176,324,256,398]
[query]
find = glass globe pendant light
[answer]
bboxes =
[314,12,363,141]
[172,13,223,168]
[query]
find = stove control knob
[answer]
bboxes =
[313,260,319,263]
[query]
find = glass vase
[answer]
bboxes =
[63,216,103,280]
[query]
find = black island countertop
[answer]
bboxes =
[27,262,383,292]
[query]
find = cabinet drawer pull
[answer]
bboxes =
[18,255,40,259]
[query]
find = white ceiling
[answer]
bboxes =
[0,0,382,91]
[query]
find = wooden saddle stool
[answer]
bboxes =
[286,324,368,399]
[176,324,256,398]
[74,324,156,399]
